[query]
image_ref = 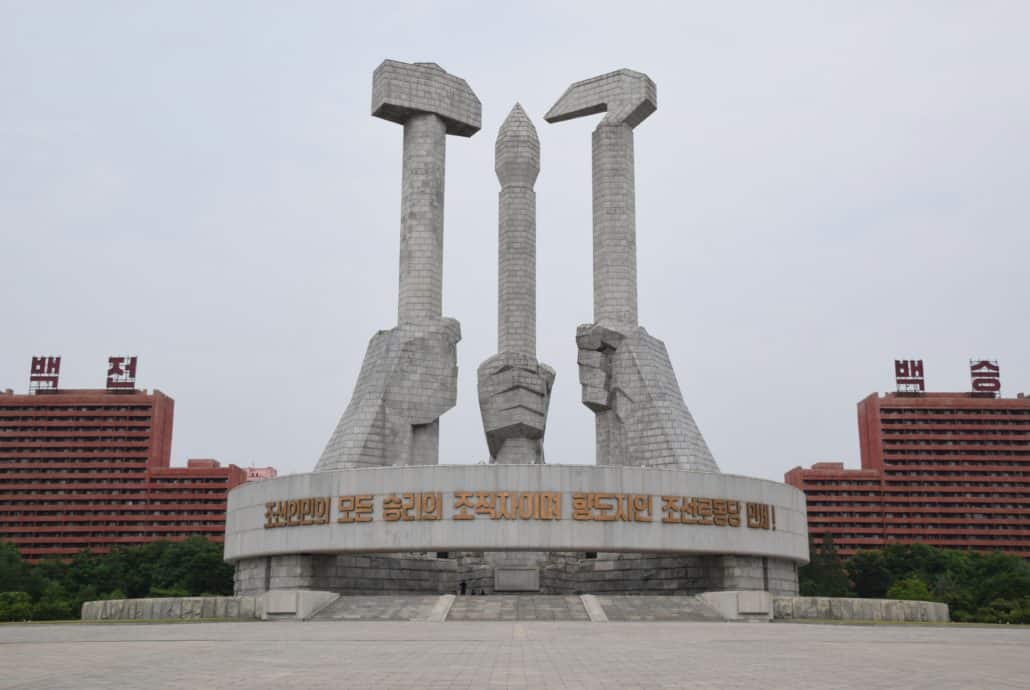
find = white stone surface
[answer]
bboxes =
[427,594,455,623]
[545,69,657,330]
[259,590,339,620]
[316,320,461,470]
[478,105,553,466]
[494,568,541,592]
[577,325,719,471]
[317,61,481,472]
[773,596,950,623]
[224,465,808,563]
[699,590,772,620]
[546,71,719,473]
[579,594,609,622]
[372,60,481,137]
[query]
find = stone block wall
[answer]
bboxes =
[236,553,465,596]
[82,596,257,621]
[234,552,800,596]
[773,596,949,622]
[539,553,718,594]
[766,557,800,596]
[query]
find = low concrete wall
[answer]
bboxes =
[260,590,338,620]
[773,596,949,623]
[700,591,772,621]
[81,596,258,622]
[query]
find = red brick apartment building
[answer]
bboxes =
[787,391,1030,558]
[0,388,246,561]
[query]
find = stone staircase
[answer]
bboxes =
[306,593,725,622]
[308,595,442,622]
[593,594,724,622]
[447,595,590,621]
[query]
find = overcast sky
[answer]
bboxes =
[2,2,1027,481]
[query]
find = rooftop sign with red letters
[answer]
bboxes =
[894,359,925,393]
[970,360,1001,397]
[28,356,61,392]
[106,356,138,390]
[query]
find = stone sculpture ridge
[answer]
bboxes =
[227,60,808,602]
[372,60,481,137]
[544,69,656,128]
[478,104,554,465]
[546,70,719,473]
[317,61,479,472]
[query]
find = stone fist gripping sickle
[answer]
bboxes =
[545,70,719,471]
[316,61,481,471]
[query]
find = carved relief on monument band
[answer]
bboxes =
[263,491,776,531]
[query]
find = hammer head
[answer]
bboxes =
[372,60,482,137]
[544,69,657,128]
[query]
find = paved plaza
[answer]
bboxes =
[1,620,1028,689]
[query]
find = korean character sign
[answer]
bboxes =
[383,493,443,521]
[106,356,139,389]
[28,356,61,391]
[970,360,1001,397]
[894,359,925,393]
[337,495,374,523]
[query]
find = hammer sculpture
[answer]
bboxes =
[546,70,720,471]
[316,61,481,470]
[477,104,555,464]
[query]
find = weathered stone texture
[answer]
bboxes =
[398,113,447,323]
[372,60,481,137]
[316,320,460,470]
[309,594,444,621]
[446,595,590,621]
[478,104,553,465]
[234,552,799,596]
[545,69,657,129]
[547,70,718,472]
[773,596,949,623]
[577,325,718,471]
[546,70,656,329]
[318,61,479,471]
[595,594,725,622]
[81,596,257,621]
[495,104,539,354]
[478,352,554,464]
[233,556,270,596]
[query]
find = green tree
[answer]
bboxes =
[31,582,73,621]
[152,538,234,595]
[886,575,934,601]
[0,541,38,595]
[799,533,851,597]
[0,592,33,622]
[847,550,890,598]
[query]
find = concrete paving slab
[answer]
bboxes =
[0,621,1027,689]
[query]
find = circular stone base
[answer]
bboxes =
[233,551,801,597]
[225,464,808,595]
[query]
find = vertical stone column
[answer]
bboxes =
[592,123,638,330]
[546,70,720,472]
[478,104,554,466]
[497,175,536,354]
[399,113,447,323]
[316,61,480,472]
